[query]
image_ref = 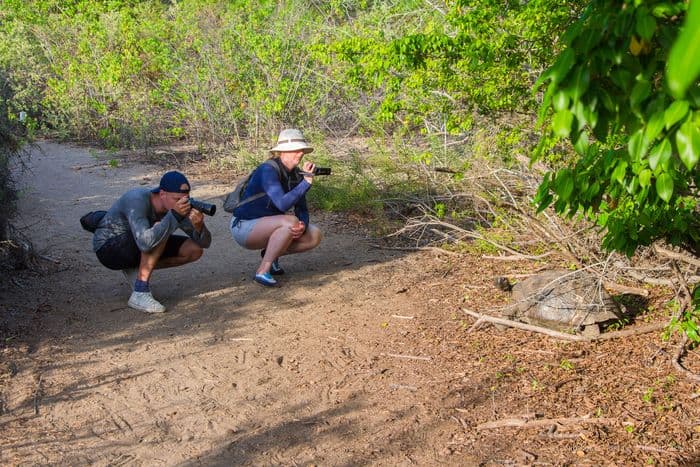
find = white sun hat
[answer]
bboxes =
[269,128,314,154]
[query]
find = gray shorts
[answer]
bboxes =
[230,217,260,248]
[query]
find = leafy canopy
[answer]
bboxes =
[533,0,700,257]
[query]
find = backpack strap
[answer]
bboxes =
[234,159,282,210]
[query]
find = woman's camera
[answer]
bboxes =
[313,167,332,176]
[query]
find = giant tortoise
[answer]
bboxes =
[498,269,623,337]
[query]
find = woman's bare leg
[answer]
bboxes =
[243,216,322,274]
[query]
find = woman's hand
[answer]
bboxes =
[289,220,306,239]
[302,161,315,184]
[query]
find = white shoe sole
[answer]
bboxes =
[127,299,166,313]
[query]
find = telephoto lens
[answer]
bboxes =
[188,198,217,216]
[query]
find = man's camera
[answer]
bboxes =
[313,167,332,176]
[189,198,216,216]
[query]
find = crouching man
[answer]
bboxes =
[92,171,211,313]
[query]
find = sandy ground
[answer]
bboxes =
[1,142,699,466]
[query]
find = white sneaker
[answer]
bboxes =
[128,291,166,313]
[121,268,138,290]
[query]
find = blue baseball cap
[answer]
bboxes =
[151,171,191,193]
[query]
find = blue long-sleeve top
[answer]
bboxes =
[233,159,311,226]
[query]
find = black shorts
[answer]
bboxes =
[95,233,189,270]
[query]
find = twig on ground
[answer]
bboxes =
[554,377,583,390]
[481,252,553,261]
[38,254,60,264]
[654,245,700,268]
[635,444,679,455]
[690,393,700,400]
[33,374,43,415]
[390,384,418,391]
[477,415,615,430]
[383,353,432,362]
[391,315,414,320]
[625,269,700,286]
[601,281,649,297]
[668,261,700,382]
[462,309,665,342]
[369,244,460,255]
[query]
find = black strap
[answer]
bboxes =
[234,159,283,209]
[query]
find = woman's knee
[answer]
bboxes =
[309,226,323,247]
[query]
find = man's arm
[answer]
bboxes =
[178,210,212,248]
[128,209,181,252]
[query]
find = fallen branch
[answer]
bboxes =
[369,244,460,256]
[477,415,615,430]
[602,281,649,297]
[462,309,665,342]
[33,374,43,415]
[654,245,700,268]
[668,262,700,382]
[383,353,432,362]
[481,252,553,261]
[625,269,700,286]
[671,334,700,383]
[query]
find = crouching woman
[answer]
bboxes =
[230,129,322,287]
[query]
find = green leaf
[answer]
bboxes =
[553,91,569,112]
[635,10,657,40]
[628,129,648,161]
[667,0,700,98]
[630,78,651,110]
[676,118,700,171]
[566,67,591,101]
[648,138,672,171]
[652,3,678,18]
[664,100,689,129]
[554,169,575,201]
[639,168,652,187]
[612,161,628,185]
[644,110,666,142]
[574,131,589,155]
[552,110,574,138]
[549,48,576,85]
[656,172,674,202]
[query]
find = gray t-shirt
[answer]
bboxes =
[93,187,211,252]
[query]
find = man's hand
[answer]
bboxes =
[173,196,192,217]
[289,220,306,239]
[189,208,204,232]
[302,161,315,184]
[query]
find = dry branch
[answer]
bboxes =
[654,245,700,268]
[369,244,460,256]
[477,415,616,430]
[668,261,700,382]
[601,281,649,297]
[462,309,665,342]
[481,252,554,261]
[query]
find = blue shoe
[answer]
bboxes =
[254,272,278,287]
[261,249,285,275]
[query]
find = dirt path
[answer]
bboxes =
[0,142,467,465]
[1,142,699,465]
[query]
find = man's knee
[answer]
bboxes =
[180,242,204,263]
[187,245,204,262]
